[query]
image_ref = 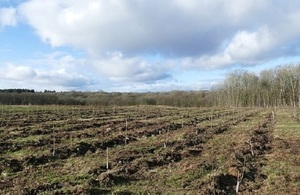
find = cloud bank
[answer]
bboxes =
[0,53,96,91]
[1,0,300,91]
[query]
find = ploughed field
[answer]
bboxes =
[0,106,299,194]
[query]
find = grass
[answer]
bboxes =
[259,108,300,194]
[275,123,300,138]
[4,148,50,159]
[13,134,45,143]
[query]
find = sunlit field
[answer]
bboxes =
[0,105,299,194]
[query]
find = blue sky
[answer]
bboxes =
[1,0,300,92]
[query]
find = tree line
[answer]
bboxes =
[0,90,211,107]
[0,89,35,93]
[213,64,300,107]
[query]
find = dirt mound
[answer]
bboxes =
[95,171,129,187]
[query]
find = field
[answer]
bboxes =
[0,105,299,194]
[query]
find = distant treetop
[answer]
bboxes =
[0,89,35,93]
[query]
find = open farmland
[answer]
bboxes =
[0,106,299,194]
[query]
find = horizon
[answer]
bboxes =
[1,1,300,92]
[0,88,210,93]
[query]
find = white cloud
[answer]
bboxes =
[18,1,300,63]
[1,64,37,80]
[182,26,295,69]
[93,52,171,83]
[19,0,272,56]
[225,28,274,63]
[35,68,94,89]
[18,0,137,52]
[3,0,300,91]
[108,79,217,92]
[180,53,232,69]
[224,0,270,24]
[0,7,17,27]
[0,53,97,91]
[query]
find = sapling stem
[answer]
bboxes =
[125,118,128,144]
[249,140,254,156]
[236,174,241,194]
[52,125,56,156]
[106,147,109,170]
[236,159,245,194]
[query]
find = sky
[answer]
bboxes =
[1,0,300,92]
